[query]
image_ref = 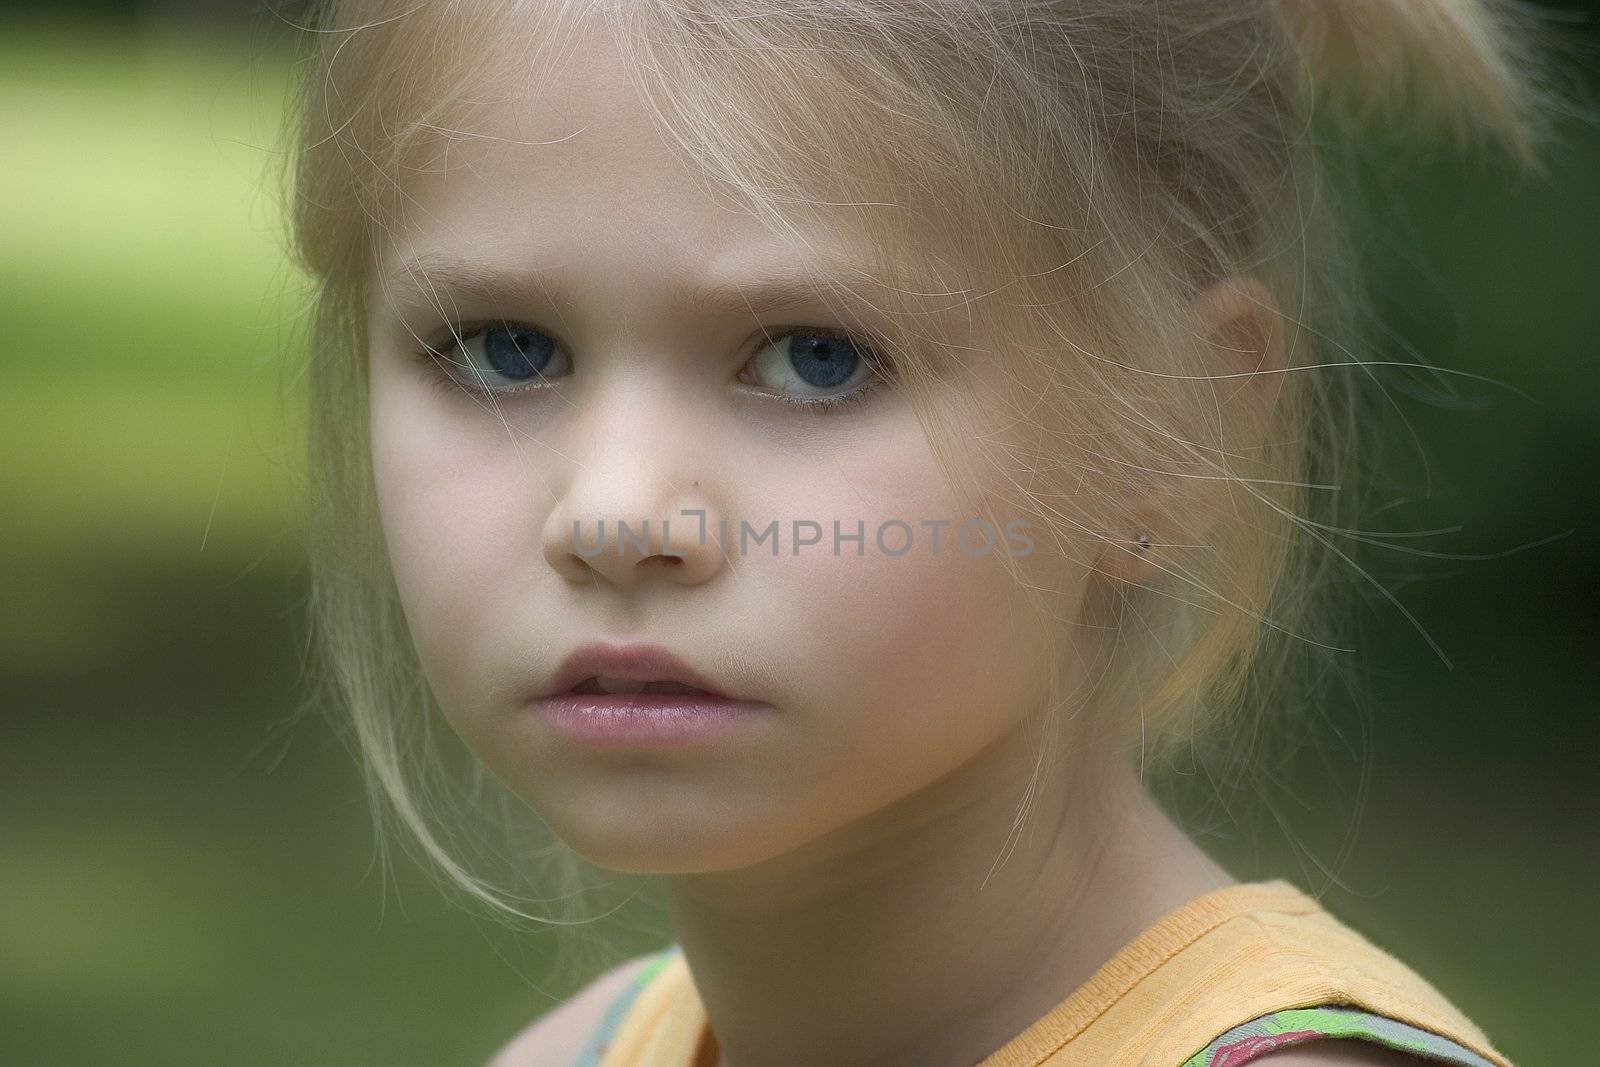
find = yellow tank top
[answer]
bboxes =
[589,879,1514,1067]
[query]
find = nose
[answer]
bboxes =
[540,382,728,589]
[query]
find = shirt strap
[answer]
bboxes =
[572,946,683,1067]
[1179,1004,1501,1066]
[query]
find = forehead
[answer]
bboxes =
[363,6,1002,367]
[374,18,853,296]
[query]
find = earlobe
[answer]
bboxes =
[1095,524,1160,585]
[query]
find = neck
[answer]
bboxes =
[661,721,1237,1067]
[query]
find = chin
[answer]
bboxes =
[543,795,805,876]
[562,828,791,876]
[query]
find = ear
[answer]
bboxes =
[1190,275,1285,414]
[1096,275,1286,584]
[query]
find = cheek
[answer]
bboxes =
[368,382,545,709]
[749,422,1056,807]
[796,545,1041,738]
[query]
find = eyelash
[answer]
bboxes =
[414,322,889,415]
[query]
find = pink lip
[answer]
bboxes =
[534,641,770,748]
[536,692,770,748]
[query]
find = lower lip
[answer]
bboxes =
[535,693,770,747]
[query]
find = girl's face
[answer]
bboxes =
[365,27,1083,873]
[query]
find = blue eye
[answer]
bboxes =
[483,324,556,379]
[427,321,572,389]
[742,328,880,401]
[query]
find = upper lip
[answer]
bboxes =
[541,642,732,699]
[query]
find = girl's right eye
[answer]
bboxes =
[420,322,572,395]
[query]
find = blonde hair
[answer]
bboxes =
[274,0,1552,949]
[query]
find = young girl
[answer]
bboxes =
[280,1,1556,1064]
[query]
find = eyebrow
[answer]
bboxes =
[378,250,857,322]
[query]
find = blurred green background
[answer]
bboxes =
[1,3,1596,1065]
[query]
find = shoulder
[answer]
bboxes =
[482,951,664,1067]
[1242,1040,1438,1065]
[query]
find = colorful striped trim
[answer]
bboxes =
[1179,1004,1499,1067]
[572,945,683,1067]
[574,957,1497,1067]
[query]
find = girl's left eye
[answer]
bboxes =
[416,322,888,413]
[737,327,886,411]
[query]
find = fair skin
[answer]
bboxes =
[366,15,1421,1067]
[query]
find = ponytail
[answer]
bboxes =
[1274,0,1548,164]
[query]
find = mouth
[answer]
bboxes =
[567,676,719,697]
[542,641,738,701]
[539,672,767,748]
